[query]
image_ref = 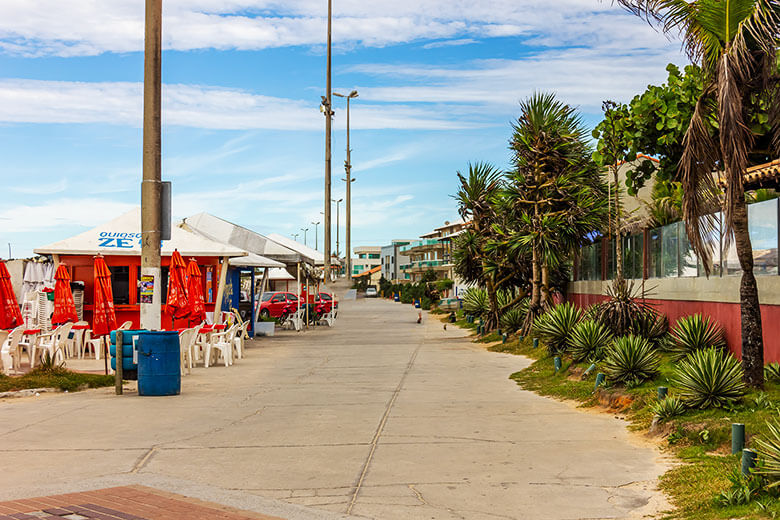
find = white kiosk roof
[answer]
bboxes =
[184,213,307,264]
[266,233,323,266]
[34,208,247,258]
[229,253,285,268]
[267,267,295,280]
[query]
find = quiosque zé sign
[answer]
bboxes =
[98,232,142,248]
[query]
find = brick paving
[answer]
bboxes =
[0,486,284,520]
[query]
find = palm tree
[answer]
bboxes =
[507,92,608,333]
[615,0,780,387]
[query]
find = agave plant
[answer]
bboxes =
[630,309,669,347]
[499,307,525,334]
[650,396,686,423]
[754,421,780,487]
[568,320,613,362]
[668,314,726,360]
[603,335,660,385]
[593,280,654,336]
[765,363,780,382]
[532,302,583,355]
[462,288,489,318]
[672,348,745,409]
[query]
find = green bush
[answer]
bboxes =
[603,335,660,385]
[671,347,745,409]
[668,314,726,360]
[593,280,654,336]
[630,309,669,346]
[532,302,583,355]
[568,319,613,362]
[755,421,780,487]
[765,362,780,382]
[463,288,489,317]
[421,296,433,310]
[650,396,686,423]
[500,307,525,334]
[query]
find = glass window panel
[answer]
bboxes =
[678,221,698,277]
[648,229,662,279]
[696,212,723,276]
[661,222,679,278]
[111,266,130,305]
[607,239,616,280]
[624,234,644,279]
[591,240,602,280]
[748,198,778,275]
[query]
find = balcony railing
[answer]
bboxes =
[399,260,445,271]
[400,239,442,253]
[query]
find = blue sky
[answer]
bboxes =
[0,0,684,259]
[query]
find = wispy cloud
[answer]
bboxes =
[422,38,479,49]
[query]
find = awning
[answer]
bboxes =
[266,233,323,266]
[352,265,381,278]
[267,267,295,280]
[229,253,285,268]
[34,208,247,258]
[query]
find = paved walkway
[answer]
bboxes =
[0,296,668,519]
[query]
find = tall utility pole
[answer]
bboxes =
[334,90,357,279]
[322,0,333,281]
[141,0,162,330]
[332,197,342,261]
[311,221,320,251]
[301,228,309,247]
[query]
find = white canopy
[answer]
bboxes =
[229,253,285,268]
[34,207,247,258]
[267,267,295,280]
[184,213,306,264]
[266,233,323,266]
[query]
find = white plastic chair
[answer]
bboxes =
[319,310,336,327]
[233,321,248,360]
[31,322,72,368]
[178,327,198,376]
[0,326,23,374]
[204,325,238,368]
[85,321,132,360]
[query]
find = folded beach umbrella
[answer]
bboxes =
[166,250,189,322]
[0,260,23,329]
[186,258,206,324]
[92,256,117,337]
[52,263,78,325]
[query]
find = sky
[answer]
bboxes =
[0,0,686,259]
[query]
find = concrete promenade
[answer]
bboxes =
[0,295,669,519]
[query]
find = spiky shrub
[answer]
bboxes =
[755,421,780,487]
[603,335,660,385]
[650,396,686,423]
[462,288,489,318]
[765,363,780,382]
[630,309,669,347]
[532,302,583,355]
[500,307,525,334]
[672,348,745,409]
[568,320,613,362]
[593,280,654,336]
[668,314,726,360]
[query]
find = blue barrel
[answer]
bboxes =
[137,331,181,396]
[110,330,145,381]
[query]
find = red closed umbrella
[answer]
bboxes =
[0,261,22,329]
[166,250,189,324]
[186,258,206,324]
[52,263,78,325]
[92,256,117,337]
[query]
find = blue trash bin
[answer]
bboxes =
[110,329,145,381]
[137,331,181,396]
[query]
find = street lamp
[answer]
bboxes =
[292,233,299,242]
[311,221,320,251]
[333,90,358,279]
[321,0,334,281]
[301,227,309,247]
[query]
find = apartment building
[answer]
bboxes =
[380,240,413,281]
[350,246,381,278]
[399,220,470,297]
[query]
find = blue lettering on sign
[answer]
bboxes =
[98,232,143,249]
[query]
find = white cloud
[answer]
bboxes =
[422,39,479,49]
[0,199,135,233]
[0,1,675,56]
[0,78,476,130]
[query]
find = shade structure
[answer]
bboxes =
[92,256,117,337]
[186,258,207,324]
[52,264,78,325]
[166,250,189,320]
[0,261,23,329]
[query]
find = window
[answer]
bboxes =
[678,222,698,277]
[271,294,285,302]
[261,293,273,302]
[749,198,778,275]
[369,253,380,259]
[648,229,662,278]
[111,266,130,305]
[661,222,679,278]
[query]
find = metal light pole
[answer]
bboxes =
[301,228,309,247]
[292,233,299,241]
[332,197,342,263]
[141,0,162,330]
[334,90,357,279]
[311,221,320,251]
[321,0,334,281]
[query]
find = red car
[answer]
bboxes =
[258,292,300,319]
[315,292,338,314]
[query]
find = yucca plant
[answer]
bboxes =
[672,348,745,409]
[463,288,489,318]
[668,314,726,360]
[500,307,525,334]
[630,309,669,347]
[765,363,780,382]
[593,280,654,336]
[532,302,583,355]
[650,396,686,423]
[568,320,613,362]
[603,335,660,385]
[755,421,780,487]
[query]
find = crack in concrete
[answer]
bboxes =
[130,446,158,473]
[407,484,427,505]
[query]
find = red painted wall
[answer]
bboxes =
[568,293,780,363]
